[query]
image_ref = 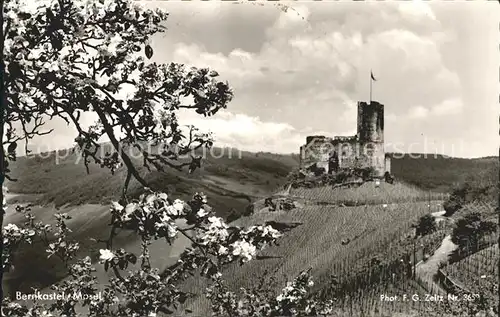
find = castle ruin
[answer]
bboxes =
[299,101,391,178]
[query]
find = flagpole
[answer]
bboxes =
[369,70,372,103]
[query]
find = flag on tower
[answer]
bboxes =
[369,70,376,102]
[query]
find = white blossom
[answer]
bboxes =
[157,192,168,201]
[123,202,138,220]
[107,34,123,55]
[217,245,228,255]
[2,192,7,216]
[99,249,115,262]
[6,10,17,20]
[207,216,227,229]
[197,207,208,218]
[231,240,256,262]
[111,201,124,212]
[172,199,184,213]
[96,74,110,87]
[165,205,179,216]
[58,45,72,60]
[166,224,178,238]
[129,68,142,83]
[199,217,229,245]
[4,39,13,53]
[103,0,118,12]
[28,47,44,60]
[4,223,19,232]
[145,194,157,205]
[44,60,60,72]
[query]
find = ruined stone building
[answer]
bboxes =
[299,101,391,178]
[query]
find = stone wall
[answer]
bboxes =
[385,155,391,174]
[299,136,334,172]
[357,142,385,177]
[333,136,358,170]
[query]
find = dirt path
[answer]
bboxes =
[415,235,457,295]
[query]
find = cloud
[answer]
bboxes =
[407,98,463,120]
[20,1,496,158]
[408,106,430,119]
[25,112,99,155]
[177,110,331,153]
[431,98,463,116]
[398,0,437,21]
[164,1,461,130]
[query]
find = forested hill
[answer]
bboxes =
[5,146,497,215]
[387,153,498,193]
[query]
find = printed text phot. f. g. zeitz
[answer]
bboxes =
[0,1,498,317]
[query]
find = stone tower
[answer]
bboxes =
[299,100,390,178]
[356,101,385,177]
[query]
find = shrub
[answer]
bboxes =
[443,198,463,216]
[451,212,497,252]
[415,214,437,237]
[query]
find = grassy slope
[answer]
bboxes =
[439,201,499,310]
[183,182,447,315]
[443,243,498,303]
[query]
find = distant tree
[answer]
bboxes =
[443,181,495,217]
[451,212,497,252]
[443,182,470,216]
[451,182,471,201]
[384,171,394,184]
[443,198,462,217]
[0,1,330,316]
[415,214,436,237]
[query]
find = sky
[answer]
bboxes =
[31,0,499,158]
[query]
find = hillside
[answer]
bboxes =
[180,179,497,316]
[3,146,299,296]
[3,147,498,315]
[442,243,498,305]
[6,149,498,208]
[6,146,298,219]
[181,182,452,316]
[388,153,499,193]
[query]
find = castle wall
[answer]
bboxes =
[356,142,385,177]
[334,137,359,169]
[300,100,387,178]
[299,136,334,172]
[385,155,391,174]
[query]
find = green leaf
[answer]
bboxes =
[145,45,153,59]
[46,8,55,21]
[128,254,137,264]
[17,12,32,20]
